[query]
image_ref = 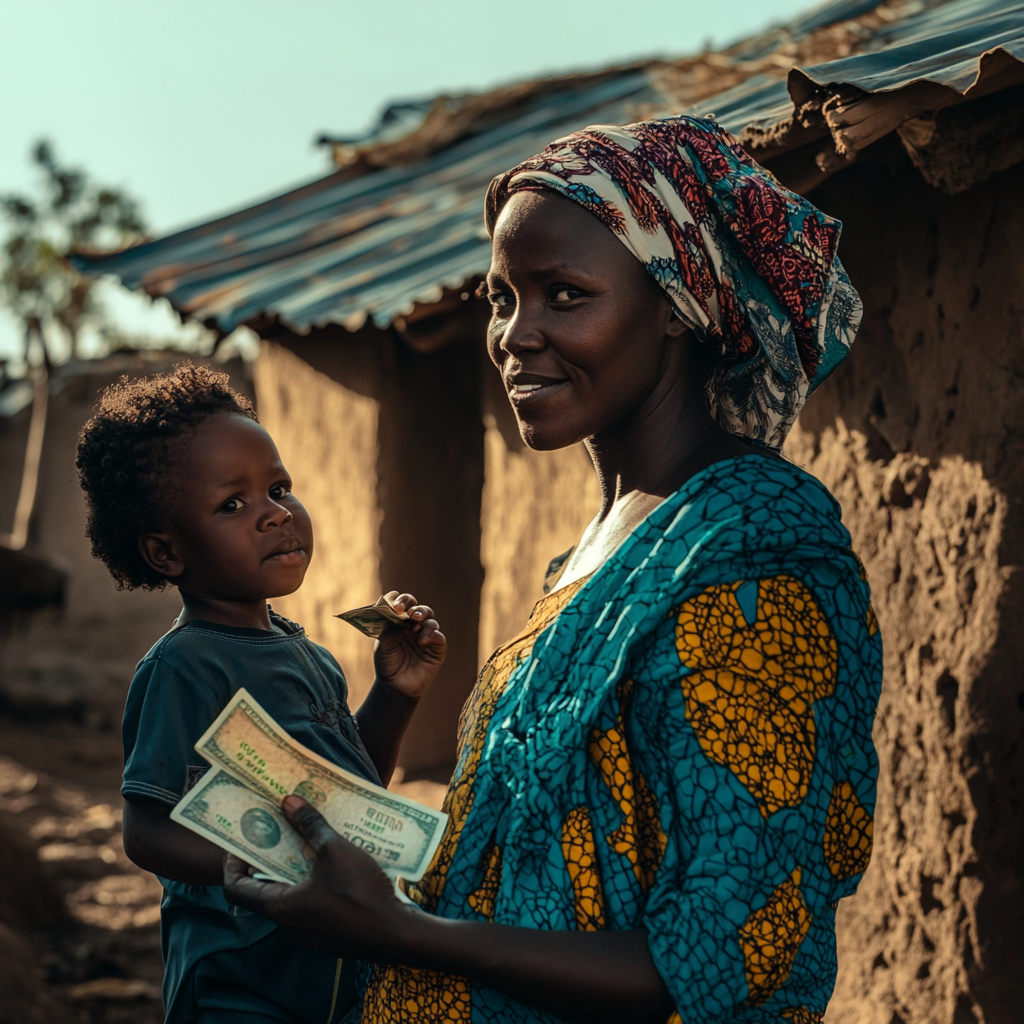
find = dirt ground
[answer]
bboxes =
[0,710,449,1024]
[0,714,164,1023]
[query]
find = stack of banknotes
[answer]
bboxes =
[171,688,447,886]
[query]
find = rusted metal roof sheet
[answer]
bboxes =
[797,0,1024,93]
[75,72,657,333]
[698,0,1024,139]
[73,0,1024,336]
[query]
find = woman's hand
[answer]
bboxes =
[224,796,408,959]
[224,798,675,1022]
[373,591,446,700]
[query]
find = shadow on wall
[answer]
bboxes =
[256,320,488,778]
[786,145,1024,1024]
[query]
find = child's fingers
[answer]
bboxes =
[416,620,444,645]
[406,603,435,628]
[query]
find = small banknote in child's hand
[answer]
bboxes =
[335,594,411,638]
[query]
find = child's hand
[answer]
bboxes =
[373,591,446,700]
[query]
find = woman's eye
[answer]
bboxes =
[552,286,581,302]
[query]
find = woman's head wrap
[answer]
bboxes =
[485,116,862,448]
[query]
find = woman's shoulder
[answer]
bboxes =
[666,453,845,544]
[620,453,856,606]
[694,453,837,512]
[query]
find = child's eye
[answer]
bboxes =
[551,285,582,302]
[487,291,514,310]
[270,484,291,500]
[219,497,246,514]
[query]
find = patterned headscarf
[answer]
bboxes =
[485,116,862,449]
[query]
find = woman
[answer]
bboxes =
[226,116,881,1024]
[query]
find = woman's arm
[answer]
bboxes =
[123,795,224,885]
[382,911,673,1022]
[224,798,674,1023]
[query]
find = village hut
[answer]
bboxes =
[0,353,253,723]
[73,1,1024,1020]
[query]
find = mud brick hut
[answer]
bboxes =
[75,1,1024,1019]
[0,353,253,724]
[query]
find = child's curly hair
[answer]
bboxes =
[76,362,257,591]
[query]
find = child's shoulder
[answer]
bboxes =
[143,613,303,657]
[135,619,276,679]
[134,613,335,677]
[138,620,227,667]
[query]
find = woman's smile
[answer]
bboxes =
[507,371,569,404]
[487,190,688,452]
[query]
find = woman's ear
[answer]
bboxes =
[665,312,689,339]
[138,533,185,580]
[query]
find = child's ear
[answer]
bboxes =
[138,533,186,580]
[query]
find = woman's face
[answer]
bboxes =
[485,189,688,451]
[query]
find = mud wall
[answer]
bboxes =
[0,354,251,726]
[787,148,1024,1024]
[254,341,381,707]
[262,325,485,775]
[374,331,485,774]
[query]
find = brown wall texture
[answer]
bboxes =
[477,364,602,665]
[788,148,1024,1024]
[260,324,485,775]
[254,341,382,708]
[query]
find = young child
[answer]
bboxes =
[75,364,445,1024]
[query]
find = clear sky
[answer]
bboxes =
[0,0,816,361]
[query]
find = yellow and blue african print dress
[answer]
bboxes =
[361,455,882,1024]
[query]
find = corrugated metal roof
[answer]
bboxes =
[799,0,1024,92]
[73,0,1024,337]
[77,72,658,333]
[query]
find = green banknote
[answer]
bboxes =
[171,767,314,884]
[174,688,447,883]
[334,594,409,638]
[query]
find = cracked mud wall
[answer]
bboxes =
[787,149,1024,1024]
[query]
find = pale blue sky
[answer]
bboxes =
[0,0,816,361]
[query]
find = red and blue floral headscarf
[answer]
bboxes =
[485,115,862,449]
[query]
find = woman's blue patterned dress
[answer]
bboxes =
[360,455,882,1024]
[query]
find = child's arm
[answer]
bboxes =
[123,795,225,885]
[354,592,446,785]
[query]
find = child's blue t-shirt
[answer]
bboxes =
[121,611,380,1024]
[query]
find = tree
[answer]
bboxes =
[0,140,146,364]
[0,141,145,550]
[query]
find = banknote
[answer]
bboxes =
[188,688,446,882]
[335,594,409,639]
[171,767,314,884]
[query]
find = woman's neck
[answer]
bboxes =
[585,356,750,516]
[553,362,766,592]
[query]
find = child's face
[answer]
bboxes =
[149,412,313,602]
